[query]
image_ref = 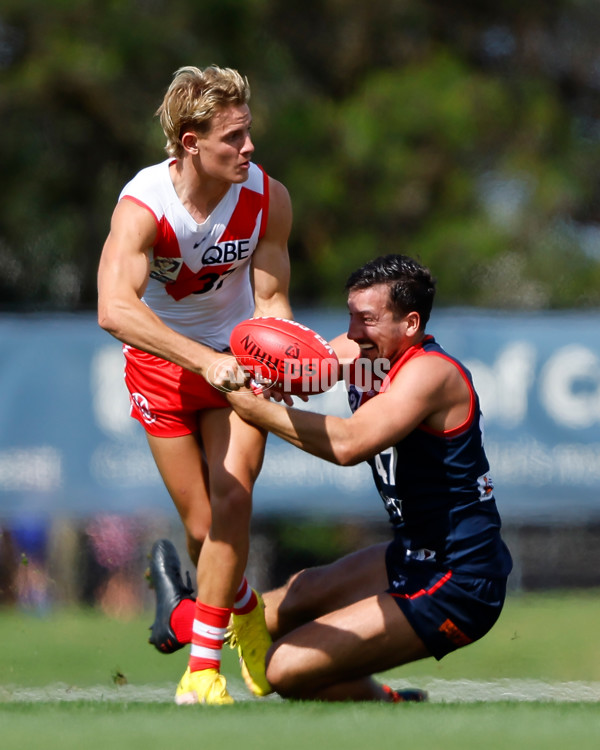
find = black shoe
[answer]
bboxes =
[148,539,194,654]
[383,684,428,703]
[393,688,428,703]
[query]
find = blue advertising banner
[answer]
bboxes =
[0,310,598,523]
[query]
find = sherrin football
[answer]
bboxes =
[229,317,339,395]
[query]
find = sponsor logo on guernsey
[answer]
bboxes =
[201,240,251,265]
[149,257,183,284]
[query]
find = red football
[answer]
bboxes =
[229,317,339,395]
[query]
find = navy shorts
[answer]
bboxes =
[385,542,508,660]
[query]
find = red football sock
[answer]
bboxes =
[189,600,231,673]
[233,577,258,615]
[382,684,401,702]
[169,598,195,644]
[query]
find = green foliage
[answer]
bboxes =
[2,0,600,309]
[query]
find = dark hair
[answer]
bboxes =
[345,254,436,326]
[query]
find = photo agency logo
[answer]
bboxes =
[206,355,391,395]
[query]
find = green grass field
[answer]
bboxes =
[2,590,600,750]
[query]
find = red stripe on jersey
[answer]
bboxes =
[154,215,181,258]
[120,197,182,259]
[121,195,160,228]
[167,261,234,301]
[121,196,182,263]
[418,361,476,438]
[218,186,264,242]
[390,569,452,600]
[163,185,265,302]
[380,337,477,437]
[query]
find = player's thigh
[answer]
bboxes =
[267,592,430,693]
[308,542,391,605]
[199,407,267,498]
[146,431,211,535]
[270,543,390,622]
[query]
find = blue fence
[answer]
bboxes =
[1,309,599,523]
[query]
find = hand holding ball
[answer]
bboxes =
[229,317,339,395]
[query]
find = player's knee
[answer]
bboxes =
[182,512,211,549]
[278,567,324,621]
[184,532,204,566]
[264,645,300,698]
[278,570,308,617]
[211,484,252,523]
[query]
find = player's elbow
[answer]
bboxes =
[97,305,116,335]
[97,307,110,332]
[97,299,125,339]
[324,421,366,466]
[333,440,363,467]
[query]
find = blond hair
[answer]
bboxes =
[156,65,251,158]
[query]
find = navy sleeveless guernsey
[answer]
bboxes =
[347,335,512,579]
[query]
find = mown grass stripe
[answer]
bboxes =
[2,679,599,704]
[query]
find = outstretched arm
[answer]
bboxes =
[227,354,470,465]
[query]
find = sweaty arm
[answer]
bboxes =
[250,177,293,320]
[227,354,469,465]
[97,199,226,377]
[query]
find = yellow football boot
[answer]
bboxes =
[228,592,273,697]
[175,667,234,705]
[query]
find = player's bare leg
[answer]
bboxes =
[263,543,391,639]
[145,432,211,654]
[170,408,266,704]
[148,409,265,604]
[265,592,430,701]
[147,408,267,703]
[146,432,212,564]
[198,407,274,697]
[195,407,265,606]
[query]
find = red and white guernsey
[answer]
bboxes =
[120,159,269,351]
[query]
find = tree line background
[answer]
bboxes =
[2,0,600,312]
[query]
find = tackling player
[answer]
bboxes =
[97,65,292,705]
[149,254,513,701]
